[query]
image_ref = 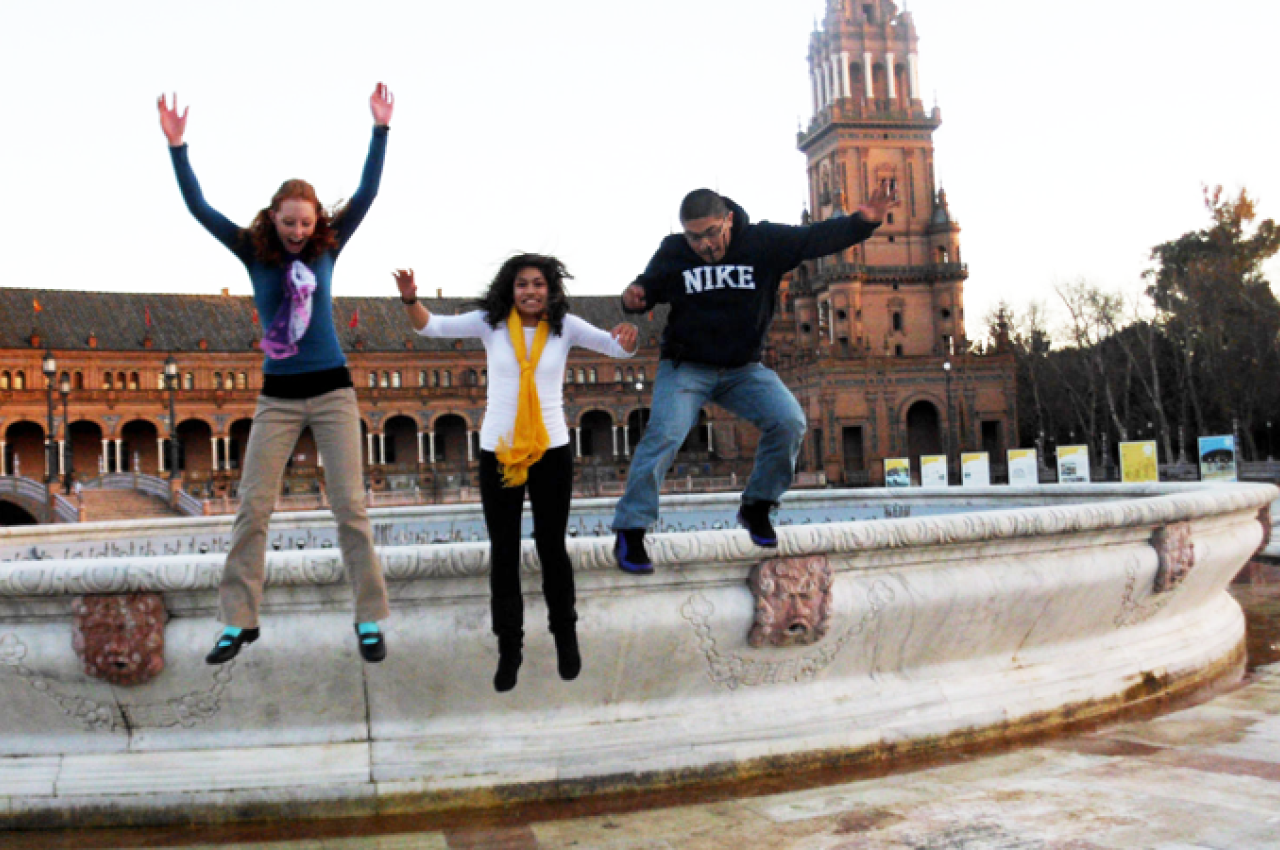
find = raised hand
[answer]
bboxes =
[857,178,900,223]
[157,93,188,147]
[370,82,394,126]
[622,283,648,311]
[392,268,417,301]
[611,323,639,354]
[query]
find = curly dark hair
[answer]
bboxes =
[240,179,347,266]
[476,253,572,335]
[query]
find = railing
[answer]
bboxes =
[52,494,78,524]
[0,475,52,504]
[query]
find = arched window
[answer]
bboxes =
[214,373,223,390]
[156,373,165,390]
[103,373,114,390]
[13,371,25,390]
[129,372,139,391]
[368,371,377,388]
[480,369,487,386]
[117,372,127,389]
[183,373,195,390]
[637,368,646,382]
[380,371,390,389]
[392,371,402,389]
[442,371,452,388]
[418,370,427,387]
[626,367,634,382]
[431,370,439,388]
[0,371,9,390]
[237,372,248,389]
[577,368,586,383]
[565,369,574,384]
[589,368,597,384]
[892,312,903,332]
[614,367,623,382]
[466,369,478,386]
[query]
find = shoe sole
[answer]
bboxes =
[614,541,654,575]
[737,512,779,548]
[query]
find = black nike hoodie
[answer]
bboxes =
[623,197,880,368]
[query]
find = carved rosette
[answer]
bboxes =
[71,593,168,686]
[1152,522,1195,594]
[747,554,834,648]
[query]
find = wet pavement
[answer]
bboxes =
[10,576,1280,850]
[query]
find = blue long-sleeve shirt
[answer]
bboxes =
[168,125,388,375]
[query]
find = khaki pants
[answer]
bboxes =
[219,388,389,627]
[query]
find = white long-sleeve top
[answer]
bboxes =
[417,310,634,451]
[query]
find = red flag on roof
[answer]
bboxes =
[251,310,259,325]
[145,307,152,328]
[349,308,360,329]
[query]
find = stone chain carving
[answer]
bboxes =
[71,593,168,686]
[1152,522,1195,594]
[0,633,234,732]
[748,555,834,648]
[682,580,896,690]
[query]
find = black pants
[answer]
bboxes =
[478,445,577,638]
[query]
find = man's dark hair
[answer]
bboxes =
[679,189,728,223]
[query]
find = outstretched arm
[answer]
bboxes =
[159,92,242,253]
[336,82,394,247]
[856,179,900,224]
[394,269,431,332]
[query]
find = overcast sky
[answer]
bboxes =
[2,0,1276,338]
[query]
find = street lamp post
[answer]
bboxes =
[942,361,953,482]
[59,372,71,494]
[42,351,56,496]
[164,356,179,480]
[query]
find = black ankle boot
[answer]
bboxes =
[205,627,259,665]
[553,627,581,681]
[494,633,523,692]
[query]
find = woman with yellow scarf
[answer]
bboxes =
[394,257,637,691]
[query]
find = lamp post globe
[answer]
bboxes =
[59,372,71,493]
[164,356,179,480]
[42,351,56,490]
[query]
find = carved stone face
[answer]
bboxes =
[71,593,168,686]
[748,555,834,648]
[1152,522,1195,594]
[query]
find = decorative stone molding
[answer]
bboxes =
[682,580,895,690]
[71,593,168,686]
[747,554,834,648]
[1,633,234,731]
[1258,505,1272,556]
[1152,522,1195,594]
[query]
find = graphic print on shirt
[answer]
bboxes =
[682,265,757,294]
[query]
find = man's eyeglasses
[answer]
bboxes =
[684,217,729,245]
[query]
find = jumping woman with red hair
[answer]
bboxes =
[158,84,394,665]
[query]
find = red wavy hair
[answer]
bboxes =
[242,179,348,265]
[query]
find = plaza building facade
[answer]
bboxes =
[0,0,1015,521]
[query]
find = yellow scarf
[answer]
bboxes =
[494,307,551,487]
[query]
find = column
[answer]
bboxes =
[840,52,851,98]
[157,438,165,473]
[0,441,5,476]
[104,439,111,473]
[366,433,375,465]
[863,52,874,97]
[574,427,582,458]
[417,432,425,465]
[222,437,231,470]
[429,432,436,463]
[211,436,220,471]
[706,422,715,454]
[908,53,920,99]
[115,439,123,473]
[612,426,619,458]
[57,440,65,475]
[885,52,896,99]
[623,428,630,457]
[380,433,389,465]
[466,431,474,462]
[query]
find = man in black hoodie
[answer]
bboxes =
[613,186,896,574]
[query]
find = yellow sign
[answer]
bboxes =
[885,457,911,488]
[1120,441,1158,483]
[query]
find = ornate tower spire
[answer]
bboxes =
[794,0,967,357]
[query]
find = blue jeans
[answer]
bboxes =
[612,360,807,530]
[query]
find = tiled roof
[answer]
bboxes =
[0,288,668,354]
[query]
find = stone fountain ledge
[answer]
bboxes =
[0,482,1273,829]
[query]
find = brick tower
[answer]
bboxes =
[792,0,966,359]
